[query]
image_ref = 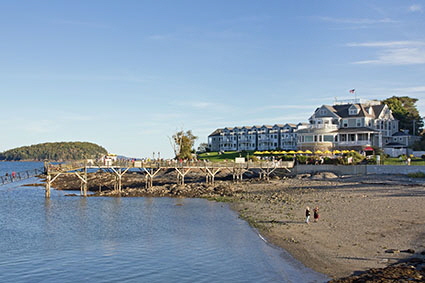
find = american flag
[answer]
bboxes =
[349,89,355,94]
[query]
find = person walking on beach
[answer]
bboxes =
[305,206,311,224]
[313,207,319,222]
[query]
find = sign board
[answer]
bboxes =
[235,157,246,164]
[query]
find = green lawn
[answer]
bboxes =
[382,157,425,166]
[199,152,425,165]
[198,151,254,162]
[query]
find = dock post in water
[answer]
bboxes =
[45,173,51,198]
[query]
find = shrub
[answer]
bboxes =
[296,155,308,164]
[366,156,377,164]
[407,172,425,178]
[249,155,259,162]
[323,157,338,165]
[343,151,365,164]
[281,155,295,161]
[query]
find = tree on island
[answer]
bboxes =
[382,96,424,135]
[0,142,108,161]
[171,130,197,160]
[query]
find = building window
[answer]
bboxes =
[342,120,348,127]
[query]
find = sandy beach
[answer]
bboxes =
[49,171,425,280]
[228,174,425,279]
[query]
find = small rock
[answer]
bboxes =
[385,249,400,254]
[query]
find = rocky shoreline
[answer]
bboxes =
[38,170,425,281]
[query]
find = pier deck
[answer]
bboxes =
[44,160,294,198]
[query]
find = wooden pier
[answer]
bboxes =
[44,160,294,198]
[1,167,45,186]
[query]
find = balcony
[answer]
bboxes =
[337,140,371,146]
[309,124,338,130]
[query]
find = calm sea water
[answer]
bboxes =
[0,162,327,282]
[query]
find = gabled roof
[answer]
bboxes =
[392,131,409,136]
[208,129,223,136]
[385,142,407,148]
[372,104,387,118]
[316,103,387,119]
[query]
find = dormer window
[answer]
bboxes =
[349,105,360,115]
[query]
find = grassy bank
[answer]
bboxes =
[198,151,254,162]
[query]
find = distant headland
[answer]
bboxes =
[0,142,107,161]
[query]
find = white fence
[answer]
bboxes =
[413,151,425,158]
[293,164,425,176]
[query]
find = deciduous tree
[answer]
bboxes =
[382,96,423,135]
[171,130,197,160]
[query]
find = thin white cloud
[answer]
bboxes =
[347,41,425,48]
[217,15,271,26]
[175,100,231,111]
[349,41,425,65]
[147,34,175,41]
[394,86,425,93]
[354,48,425,65]
[191,102,216,109]
[409,5,423,13]
[256,104,314,112]
[318,16,396,25]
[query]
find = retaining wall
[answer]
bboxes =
[293,164,425,176]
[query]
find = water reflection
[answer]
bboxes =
[0,163,328,282]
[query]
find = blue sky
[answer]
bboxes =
[1,1,424,158]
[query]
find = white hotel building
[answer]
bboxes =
[208,99,407,153]
[208,123,308,152]
[296,100,399,151]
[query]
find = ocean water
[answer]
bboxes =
[0,162,327,282]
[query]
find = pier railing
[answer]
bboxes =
[46,159,295,172]
[0,168,45,186]
[42,159,295,198]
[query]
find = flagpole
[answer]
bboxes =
[349,89,357,103]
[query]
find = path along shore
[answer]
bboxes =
[45,170,425,281]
